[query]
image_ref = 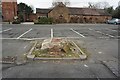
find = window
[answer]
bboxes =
[89,18,92,20]
[95,18,98,20]
[38,16,47,19]
[59,14,63,18]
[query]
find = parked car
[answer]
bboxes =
[106,18,120,25]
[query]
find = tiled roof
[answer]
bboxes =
[36,8,51,14]
[96,9,111,16]
[68,7,111,16]
[36,7,111,16]
[68,7,83,15]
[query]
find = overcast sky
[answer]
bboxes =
[17,0,119,11]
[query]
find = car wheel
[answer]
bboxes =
[114,22,117,25]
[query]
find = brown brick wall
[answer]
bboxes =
[82,16,111,23]
[48,3,70,23]
[36,13,48,18]
[2,0,112,23]
[29,14,37,21]
[2,1,17,21]
[48,5,111,23]
[69,15,112,23]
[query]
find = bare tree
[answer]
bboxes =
[96,2,109,9]
[52,0,70,7]
[88,1,110,9]
[88,2,95,8]
[64,0,70,6]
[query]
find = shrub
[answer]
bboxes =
[18,14,24,22]
[12,19,21,24]
[34,17,53,24]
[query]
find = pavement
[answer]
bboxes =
[1,23,119,78]
[21,22,34,24]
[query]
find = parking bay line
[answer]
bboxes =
[17,28,32,39]
[106,28,118,32]
[88,28,93,31]
[111,30,118,32]
[0,37,46,40]
[88,28,115,38]
[24,45,28,49]
[0,28,12,33]
[51,28,53,38]
[0,37,85,40]
[96,30,114,38]
[70,28,85,38]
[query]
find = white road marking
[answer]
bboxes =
[98,52,103,54]
[0,38,39,40]
[106,28,118,32]
[89,28,115,38]
[111,30,117,32]
[0,36,85,40]
[96,31,102,33]
[24,45,28,49]
[99,37,109,39]
[0,28,12,33]
[17,28,32,39]
[70,28,85,38]
[96,30,114,38]
[72,41,85,55]
[51,28,53,38]
[105,33,114,37]
[84,64,89,67]
[88,28,93,30]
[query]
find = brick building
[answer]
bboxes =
[2,0,17,21]
[36,2,112,23]
[28,13,37,21]
[1,1,112,23]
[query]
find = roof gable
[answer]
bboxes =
[36,7,111,16]
[36,8,52,14]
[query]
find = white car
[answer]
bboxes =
[107,18,120,25]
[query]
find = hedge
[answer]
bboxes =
[34,17,53,24]
[12,20,21,24]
